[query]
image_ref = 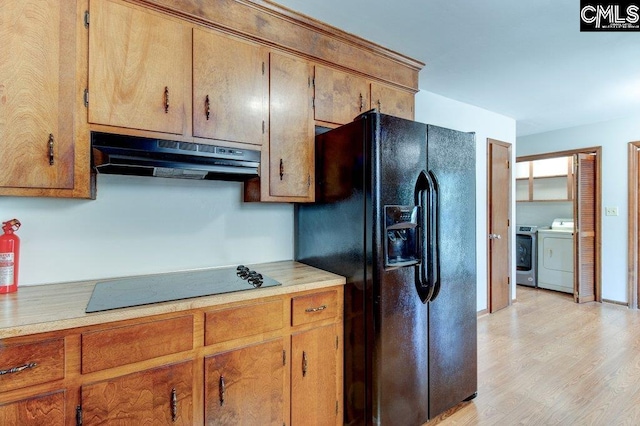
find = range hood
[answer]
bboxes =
[91,132,260,181]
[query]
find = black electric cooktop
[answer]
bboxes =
[85,265,280,313]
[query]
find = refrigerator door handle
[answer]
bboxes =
[426,170,441,301]
[415,171,435,303]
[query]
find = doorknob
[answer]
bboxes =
[495,234,502,239]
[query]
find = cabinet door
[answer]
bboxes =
[314,66,369,125]
[0,0,75,189]
[370,83,414,120]
[193,28,268,146]
[269,52,314,201]
[205,338,285,424]
[0,391,65,425]
[88,0,190,135]
[81,361,193,425]
[291,324,339,425]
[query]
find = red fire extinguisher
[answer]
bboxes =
[0,218,21,294]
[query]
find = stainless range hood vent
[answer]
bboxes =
[91,132,260,181]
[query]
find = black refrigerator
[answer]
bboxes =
[295,110,477,425]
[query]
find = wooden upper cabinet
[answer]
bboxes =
[193,29,268,146]
[314,66,370,125]
[0,0,75,190]
[370,83,414,120]
[267,52,314,202]
[81,361,193,424]
[88,0,191,135]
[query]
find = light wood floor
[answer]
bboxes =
[430,286,640,425]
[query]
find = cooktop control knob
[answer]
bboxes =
[248,273,263,287]
[236,265,250,279]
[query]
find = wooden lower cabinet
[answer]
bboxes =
[205,338,286,424]
[291,324,340,426]
[81,361,193,425]
[0,285,343,425]
[0,390,65,425]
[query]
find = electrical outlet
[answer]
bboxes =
[605,206,619,216]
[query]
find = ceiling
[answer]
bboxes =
[272,0,640,137]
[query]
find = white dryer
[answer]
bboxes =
[537,218,574,294]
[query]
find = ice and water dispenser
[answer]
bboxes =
[384,205,420,267]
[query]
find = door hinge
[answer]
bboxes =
[262,120,265,134]
[84,89,89,107]
[84,11,89,28]
[312,77,315,87]
[507,219,510,227]
[506,160,510,169]
[76,405,83,426]
[312,97,315,109]
[262,62,265,75]
[307,174,311,188]
[336,400,339,415]
[507,276,510,285]
[283,349,286,366]
[335,335,339,349]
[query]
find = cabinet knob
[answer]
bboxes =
[170,388,177,422]
[219,375,226,406]
[302,351,308,377]
[48,134,54,165]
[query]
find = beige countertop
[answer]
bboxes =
[0,261,345,339]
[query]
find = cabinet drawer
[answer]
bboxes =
[81,315,193,373]
[0,338,65,393]
[205,299,284,345]
[291,290,338,326]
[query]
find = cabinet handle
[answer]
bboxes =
[48,134,54,165]
[359,93,364,112]
[305,305,327,313]
[279,159,284,180]
[205,95,211,121]
[170,388,177,422]
[302,351,308,377]
[219,375,226,406]
[164,86,170,113]
[0,362,37,376]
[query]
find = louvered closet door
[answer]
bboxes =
[574,153,596,303]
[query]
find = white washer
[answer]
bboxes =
[537,218,574,294]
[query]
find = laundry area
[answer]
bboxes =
[515,156,576,294]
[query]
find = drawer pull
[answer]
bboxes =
[305,305,327,313]
[205,94,211,121]
[219,375,226,406]
[164,86,170,113]
[171,388,177,422]
[0,362,37,376]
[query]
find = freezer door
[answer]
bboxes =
[372,113,431,425]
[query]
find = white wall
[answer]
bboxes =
[518,115,640,304]
[415,90,517,312]
[0,175,293,286]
